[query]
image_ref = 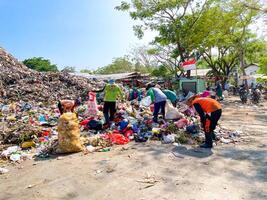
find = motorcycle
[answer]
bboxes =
[239,85,248,104]
[250,87,261,104]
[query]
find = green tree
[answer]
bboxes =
[245,39,267,74]
[116,0,214,77]
[80,69,93,74]
[95,57,134,74]
[61,66,76,73]
[117,0,261,81]
[23,57,58,72]
[151,65,171,78]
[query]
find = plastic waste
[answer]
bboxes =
[175,118,189,129]
[87,119,103,130]
[165,100,183,120]
[220,137,231,144]
[38,114,48,125]
[86,145,96,153]
[104,132,129,145]
[100,147,111,152]
[162,134,175,144]
[140,96,152,107]
[1,146,20,157]
[186,124,199,134]
[0,167,9,174]
[118,119,129,131]
[10,154,21,162]
[86,92,99,117]
[57,112,84,153]
[21,141,35,148]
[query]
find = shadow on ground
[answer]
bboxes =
[172,146,213,158]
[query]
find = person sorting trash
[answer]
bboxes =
[58,99,81,115]
[128,86,142,101]
[186,95,222,148]
[93,79,124,127]
[163,89,177,107]
[146,84,167,123]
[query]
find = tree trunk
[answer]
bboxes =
[240,49,248,90]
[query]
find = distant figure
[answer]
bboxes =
[224,81,230,91]
[216,81,223,101]
[163,89,177,107]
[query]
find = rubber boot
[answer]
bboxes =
[200,133,213,148]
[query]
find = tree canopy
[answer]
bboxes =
[61,66,76,73]
[94,56,153,74]
[23,57,58,72]
[116,0,266,80]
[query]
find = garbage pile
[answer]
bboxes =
[0,97,243,163]
[0,47,102,103]
[0,47,243,164]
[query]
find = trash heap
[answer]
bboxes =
[0,98,243,163]
[0,47,243,163]
[0,47,100,103]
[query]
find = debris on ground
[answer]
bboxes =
[0,167,9,174]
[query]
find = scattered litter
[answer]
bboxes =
[0,47,246,164]
[0,167,9,174]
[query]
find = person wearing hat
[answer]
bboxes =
[146,84,167,123]
[93,79,124,126]
[186,95,222,148]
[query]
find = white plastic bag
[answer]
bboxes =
[140,96,152,107]
[163,134,175,144]
[165,100,183,120]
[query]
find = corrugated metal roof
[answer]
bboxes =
[73,72,149,80]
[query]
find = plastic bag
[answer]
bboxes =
[103,132,129,145]
[175,118,189,129]
[162,134,175,144]
[57,112,83,153]
[118,119,129,131]
[223,90,229,98]
[140,96,152,107]
[86,92,99,117]
[186,124,199,134]
[87,119,103,130]
[165,101,183,120]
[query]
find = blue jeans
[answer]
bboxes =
[153,101,166,122]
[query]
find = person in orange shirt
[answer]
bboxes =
[186,95,222,148]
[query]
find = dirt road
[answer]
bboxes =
[1,98,267,200]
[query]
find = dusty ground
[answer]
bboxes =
[1,97,267,200]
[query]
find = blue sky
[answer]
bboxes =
[0,0,151,70]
